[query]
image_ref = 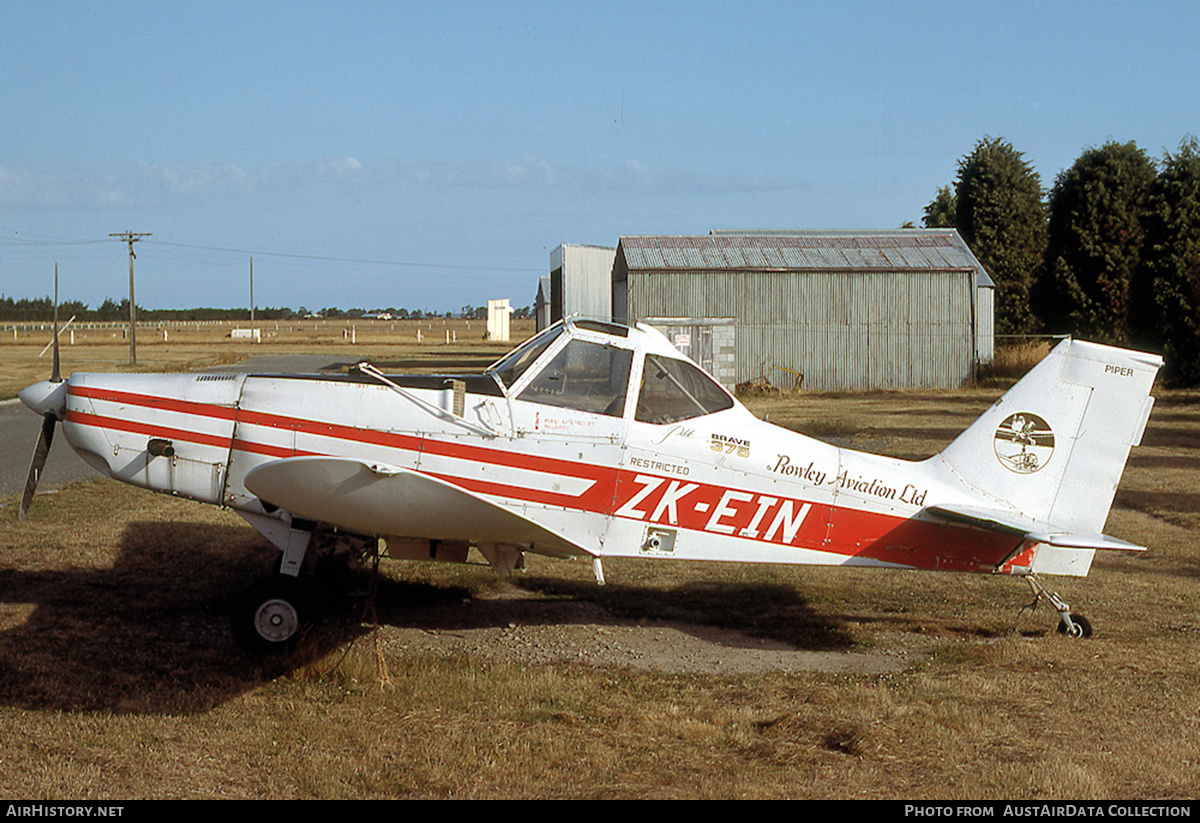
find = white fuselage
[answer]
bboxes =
[43,319,1161,583]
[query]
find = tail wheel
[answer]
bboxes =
[1056,613,1093,638]
[232,574,310,654]
[1025,574,1094,639]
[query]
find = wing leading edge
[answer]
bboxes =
[243,456,590,558]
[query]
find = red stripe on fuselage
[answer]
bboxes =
[65,409,233,450]
[70,385,238,420]
[70,384,611,483]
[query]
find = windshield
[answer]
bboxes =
[518,339,633,417]
[488,327,564,388]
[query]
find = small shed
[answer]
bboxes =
[534,276,551,331]
[548,244,616,324]
[486,298,511,342]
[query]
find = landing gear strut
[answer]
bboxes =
[1024,572,1093,638]
[231,522,376,654]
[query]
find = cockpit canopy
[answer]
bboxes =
[488,319,735,424]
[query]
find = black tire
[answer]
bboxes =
[231,574,309,654]
[1056,613,1093,638]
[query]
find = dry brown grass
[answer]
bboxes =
[979,340,1056,386]
[0,343,1197,799]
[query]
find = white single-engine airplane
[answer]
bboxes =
[17,316,1162,652]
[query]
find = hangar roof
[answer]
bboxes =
[617,229,994,287]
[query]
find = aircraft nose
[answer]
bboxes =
[18,380,67,419]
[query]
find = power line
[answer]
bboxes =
[1,227,543,274]
[2,228,547,307]
[151,240,542,273]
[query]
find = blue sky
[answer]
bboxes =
[2,1,1197,313]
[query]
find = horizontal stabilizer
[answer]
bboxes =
[244,456,590,558]
[926,503,1145,552]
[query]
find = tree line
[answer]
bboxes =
[921,135,1200,385]
[0,297,295,323]
[0,299,533,324]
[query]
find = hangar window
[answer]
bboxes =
[518,339,633,417]
[635,354,734,424]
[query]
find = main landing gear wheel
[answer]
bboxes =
[232,574,310,654]
[1057,613,1093,638]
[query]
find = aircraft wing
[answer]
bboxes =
[925,503,1146,552]
[243,456,591,558]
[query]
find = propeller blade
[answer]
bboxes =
[51,263,60,383]
[18,412,57,521]
[18,264,67,521]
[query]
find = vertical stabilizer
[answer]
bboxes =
[935,339,1162,534]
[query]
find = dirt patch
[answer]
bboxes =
[376,590,912,676]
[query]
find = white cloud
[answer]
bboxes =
[0,157,393,211]
[316,156,366,181]
[400,155,797,194]
[0,154,798,215]
[401,156,554,188]
[139,162,263,196]
[0,165,100,209]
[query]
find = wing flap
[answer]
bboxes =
[925,503,1145,552]
[243,456,590,558]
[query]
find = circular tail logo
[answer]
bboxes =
[994,413,1054,474]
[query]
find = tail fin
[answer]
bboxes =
[936,339,1162,535]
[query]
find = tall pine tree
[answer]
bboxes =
[921,185,957,229]
[1040,141,1156,343]
[1135,137,1200,384]
[954,137,1047,335]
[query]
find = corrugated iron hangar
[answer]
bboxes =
[611,229,995,391]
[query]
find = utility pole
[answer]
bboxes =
[249,256,255,327]
[110,231,151,364]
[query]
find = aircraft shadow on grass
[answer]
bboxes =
[0,520,866,714]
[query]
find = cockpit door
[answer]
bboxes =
[502,337,635,553]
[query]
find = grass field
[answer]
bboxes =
[0,335,1197,799]
[0,317,537,399]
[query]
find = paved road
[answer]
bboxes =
[0,355,357,502]
[205,354,359,374]
[0,399,95,500]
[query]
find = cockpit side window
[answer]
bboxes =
[490,327,563,388]
[635,354,734,424]
[518,339,633,417]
